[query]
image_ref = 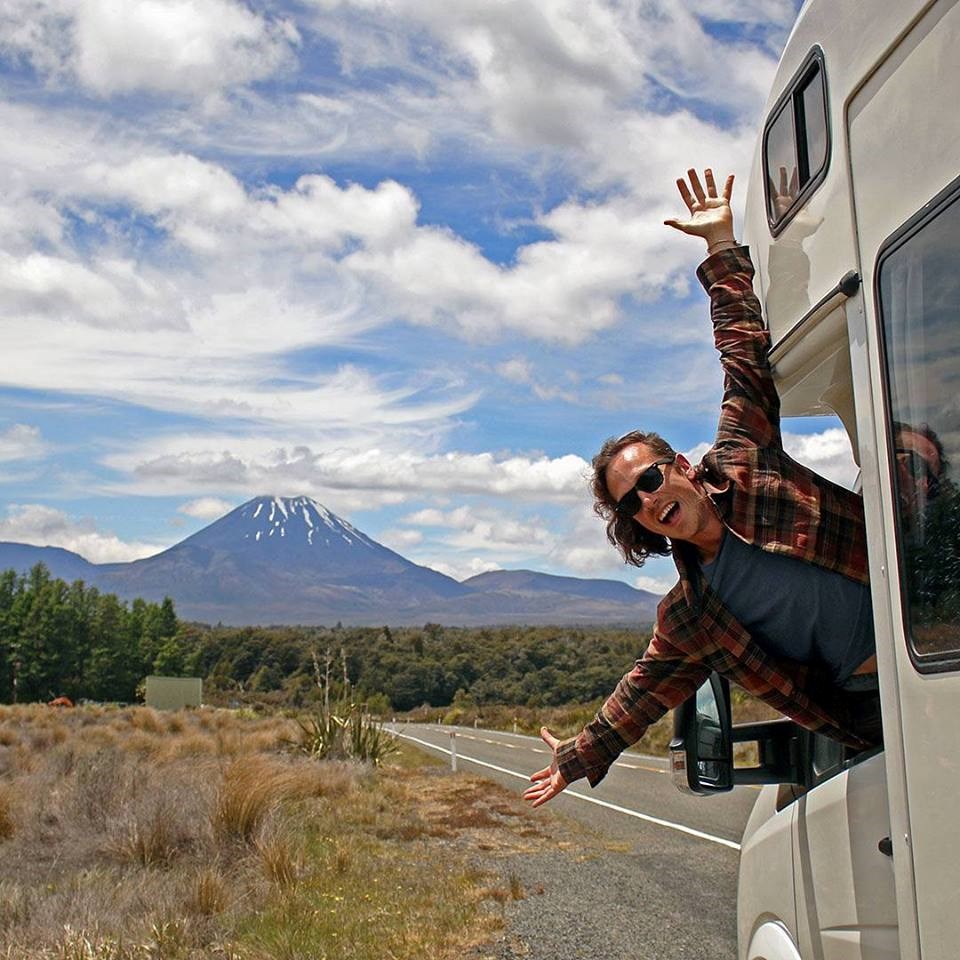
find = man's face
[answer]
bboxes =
[605,442,715,544]
[895,428,943,515]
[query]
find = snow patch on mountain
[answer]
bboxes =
[235,496,378,551]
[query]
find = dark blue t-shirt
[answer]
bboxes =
[701,530,875,685]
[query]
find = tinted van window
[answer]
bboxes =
[764,52,829,231]
[877,183,960,667]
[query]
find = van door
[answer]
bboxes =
[846,2,960,957]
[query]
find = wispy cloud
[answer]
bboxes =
[0,424,45,463]
[0,0,811,586]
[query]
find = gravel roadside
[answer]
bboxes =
[426,766,741,960]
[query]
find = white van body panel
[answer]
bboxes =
[791,755,897,960]
[737,1,960,959]
[846,2,960,955]
[738,787,799,952]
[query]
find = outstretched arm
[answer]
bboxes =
[523,623,711,802]
[668,168,781,450]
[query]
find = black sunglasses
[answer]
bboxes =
[614,457,674,518]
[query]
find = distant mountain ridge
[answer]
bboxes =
[0,496,660,626]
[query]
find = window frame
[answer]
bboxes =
[762,46,831,237]
[874,173,960,675]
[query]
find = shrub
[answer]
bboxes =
[289,704,398,766]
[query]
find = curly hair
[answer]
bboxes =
[591,430,677,567]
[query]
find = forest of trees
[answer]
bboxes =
[0,564,654,709]
[0,564,180,703]
[187,620,650,712]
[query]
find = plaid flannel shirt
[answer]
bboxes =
[557,245,874,788]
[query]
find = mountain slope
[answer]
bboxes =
[0,496,659,626]
[463,569,658,604]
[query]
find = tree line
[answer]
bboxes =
[0,564,654,710]
[190,619,651,712]
[0,564,180,703]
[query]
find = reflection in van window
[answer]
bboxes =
[766,101,796,221]
[878,190,960,664]
[764,57,829,228]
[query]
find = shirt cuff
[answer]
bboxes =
[556,736,611,788]
[696,244,753,292]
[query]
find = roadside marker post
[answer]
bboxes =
[449,730,457,772]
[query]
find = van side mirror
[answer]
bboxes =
[670,673,810,795]
[670,672,734,794]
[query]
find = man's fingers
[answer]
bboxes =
[704,168,717,198]
[523,782,551,804]
[676,178,695,211]
[688,168,707,204]
[528,764,551,783]
[723,174,735,201]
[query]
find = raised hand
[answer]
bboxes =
[664,168,736,251]
[522,726,569,808]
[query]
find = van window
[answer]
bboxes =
[763,50,829,233]
[877,181,960,669]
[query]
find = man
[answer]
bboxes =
[524,169,879,807]
[893,421,947,522]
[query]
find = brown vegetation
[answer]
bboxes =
[0,704,547,959]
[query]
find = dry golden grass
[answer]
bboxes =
[186,866,229,917]
[0,704,547,960]
[0,783,14,840]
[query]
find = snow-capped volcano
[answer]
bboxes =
[133,495,467,602]
[178,495,383,562]
[0,496,660,625]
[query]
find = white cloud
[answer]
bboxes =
[0,424,45,463]
[177,496,235,520]
[378,527,423,549]
[1,0,299,98]
[633,573,675,596]
[399,504,553,553]
[102,436,591,503]
[783,427,859,489]
[423,556,501,581]
[0,503,165,563]
[496,357,533,383]
[690,0,798,26]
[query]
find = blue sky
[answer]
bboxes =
[0,0,856,595]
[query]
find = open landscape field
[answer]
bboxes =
[0,705,554,960]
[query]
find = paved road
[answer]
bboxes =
[389,722,760,959]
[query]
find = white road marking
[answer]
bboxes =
[391,729,741,852]
[441,725,669,765]
[433,728,668,774]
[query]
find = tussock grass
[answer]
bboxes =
[0,704,532,959]
[0,782,15,840]
[186,866,229,917]
[213,757,292,844]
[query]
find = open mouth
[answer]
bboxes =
[658,501,679,525]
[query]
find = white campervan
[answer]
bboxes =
[670,2,960,959]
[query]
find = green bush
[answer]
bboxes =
[289,703,398,766]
